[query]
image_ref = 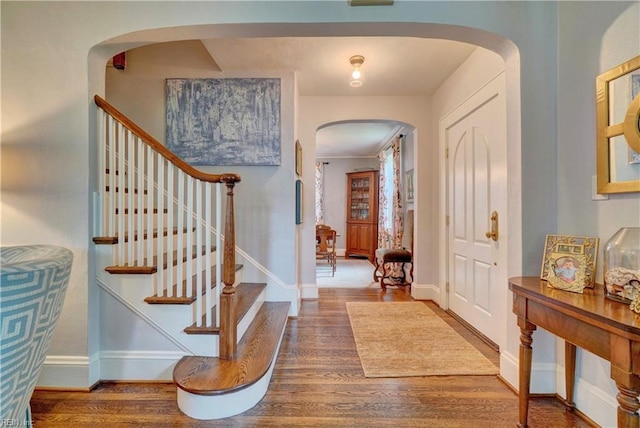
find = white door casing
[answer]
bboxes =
[441,73,507,347]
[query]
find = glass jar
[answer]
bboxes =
[604,227,640,303]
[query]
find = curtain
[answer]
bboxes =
[377,136,404,280]
[315,162,324,225]
[378,136,404,249]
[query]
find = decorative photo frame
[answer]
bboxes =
[295,179,303,224]
[547,252,588,293]
[540,234,599,287]
[405,169,414,202]
[295,140,302,177]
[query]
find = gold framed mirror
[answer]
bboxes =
[596,55,640,194]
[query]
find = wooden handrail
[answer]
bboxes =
[94,95,241,185]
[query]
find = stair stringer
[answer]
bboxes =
[95,245,259,357]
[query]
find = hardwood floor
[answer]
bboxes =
[31,288,595,427]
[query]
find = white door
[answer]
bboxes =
[441,74,507,345]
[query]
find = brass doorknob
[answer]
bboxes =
[486,211,498,241]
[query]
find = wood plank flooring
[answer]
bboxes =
[30,287,595,427]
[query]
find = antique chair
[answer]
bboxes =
[0,245,74,425]
[373,210,414,289]
[316,228,337,276]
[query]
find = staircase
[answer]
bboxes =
[93,96,290,419]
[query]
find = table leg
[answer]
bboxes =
[518,323,535,428]
[616,383,640,428]
[565,341,576,410]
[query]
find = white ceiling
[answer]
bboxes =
[201,36,477,157]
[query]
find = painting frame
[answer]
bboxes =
[295,140,302,177]
[540,234,599,288]
[295,179,303,225]
[405,169,414,202]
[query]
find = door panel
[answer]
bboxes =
[442,74,507,345]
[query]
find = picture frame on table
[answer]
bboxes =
[540,234,599,288]
[546,252,588,293]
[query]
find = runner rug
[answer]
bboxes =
[346,302,499,378]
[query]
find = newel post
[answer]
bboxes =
[219,178,238,360]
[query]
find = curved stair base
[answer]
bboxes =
[174,301,290,420]
[176,353,277,420]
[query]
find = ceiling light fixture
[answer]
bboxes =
[349,55,365,87]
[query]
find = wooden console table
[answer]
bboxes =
[509,276,640,428]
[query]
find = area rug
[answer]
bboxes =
[346,302,499,378]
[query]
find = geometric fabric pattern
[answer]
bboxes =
[1,245,73,425]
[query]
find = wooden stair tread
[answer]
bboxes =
[183,282,265,333]
[144,264,245,305]
[93,227,192,245]
[105,245,216,274]
[104,265,157,274]
[174,301,290,395]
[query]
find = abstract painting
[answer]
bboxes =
[166,78,281,165]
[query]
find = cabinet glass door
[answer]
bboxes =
[350,176,371,221]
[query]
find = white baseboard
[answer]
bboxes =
[38,352,187,386]
[410,283,439,301]
[572,376,617,428]
[299,283,318,299]
[100,351,186,381]
[37,354,99,389]
[499,350,519,390]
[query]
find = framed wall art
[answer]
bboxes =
[295,179,303,225]
[540,234,599,287]
[295,140,302,177]
[166,78,281,166]
[595,55,640,193]
[405,169,414,202]
[628,72,640,164]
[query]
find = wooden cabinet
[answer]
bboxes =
[345,171,379,262]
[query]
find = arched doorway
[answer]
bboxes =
[314,119,413,288]
[92,19,521,373]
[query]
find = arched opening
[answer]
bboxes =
[314,119,413,288]
[90,19,521,367]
